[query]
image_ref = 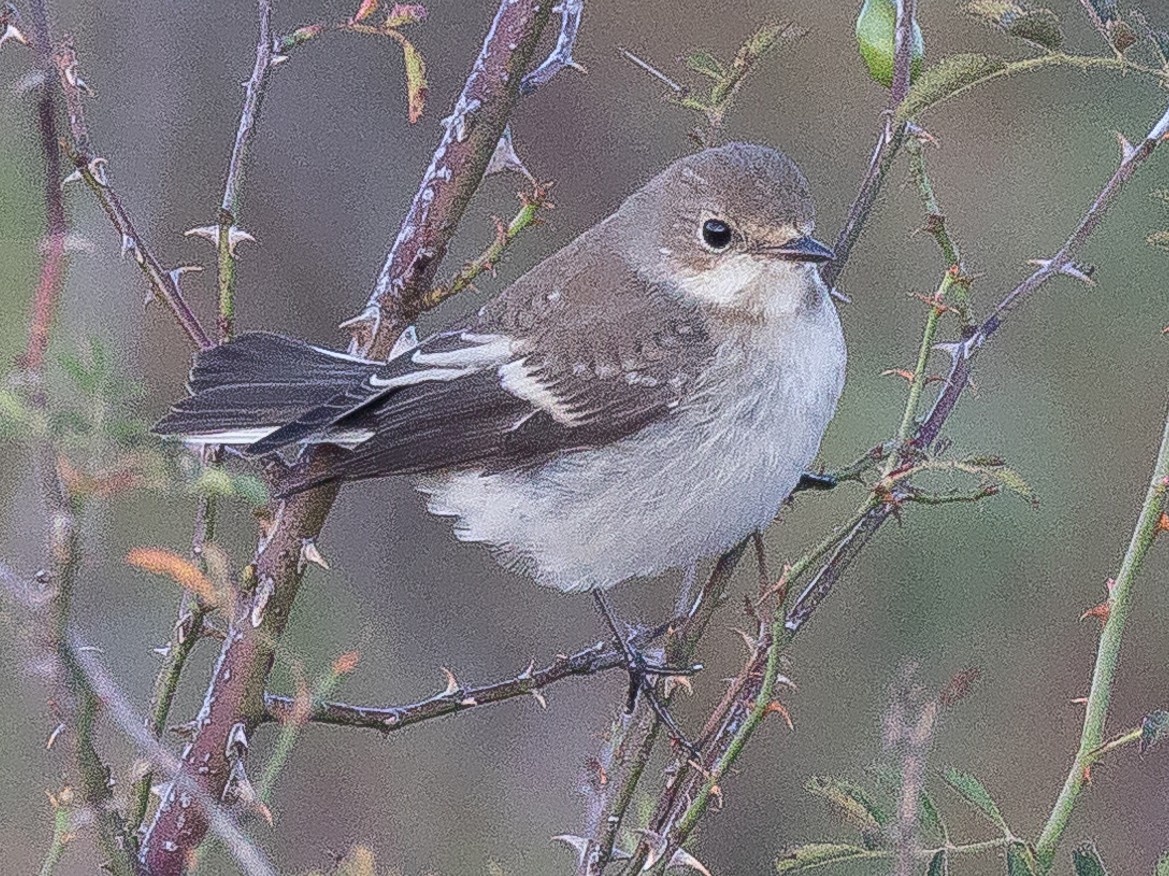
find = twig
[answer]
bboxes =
[38,792,73,876]
[1032,410,1169,866]
[262,641,627,732]
[48,38,213,351]
[139,4,555,872]
[214,0,272,341]
[129,0,276,837]
[520,0,583,94]
[889,0,917,106]
[348,0,555,360]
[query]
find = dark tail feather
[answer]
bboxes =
[153,332,372,440]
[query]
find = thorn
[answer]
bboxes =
[151,644,172,659]
[1,22,29,48]
[530,688,547,709]
[1028,258,1096,286]
[670,848,714,876]
[551,834,590,867]
[1156,512,1169,534]
[1071,696,1089,705]
[440,667,460,696]
[270,52,290,67]
[184,224,256,256]
[731,627,757,652]
[882,368,917,383]
[1116,131,1137,162]
[46,723,65,750]
[120,234,137,261]
[486,125,535,181]
[619,47,684,93]
[297,538,329,572]
[663,675,694,697]
[762,699,794,730]
[518,657,536,680]
[61,168,83,187]
[167,265,203,289]
[828,287,852,304]
[253,800,274,827]
[225,721,249,758]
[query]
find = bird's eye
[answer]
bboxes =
[701,218,733,251]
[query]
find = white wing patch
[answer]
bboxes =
[409,332,513,368]
[181,427,375,448]
[498,358,582,426]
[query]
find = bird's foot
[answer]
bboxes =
[621,647,703,757]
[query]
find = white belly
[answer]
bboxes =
[420,303,845,592]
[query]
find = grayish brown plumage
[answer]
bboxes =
[155,142,847,592]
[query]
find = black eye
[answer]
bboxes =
[701,218,733,250]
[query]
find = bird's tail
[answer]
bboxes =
[153,332,373,448]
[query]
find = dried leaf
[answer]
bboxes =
[942,768,1011,836]
[126,547,219,606]
[1072,842,1109,876]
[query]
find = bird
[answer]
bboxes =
[155,142,847,736]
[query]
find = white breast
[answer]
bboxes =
[420,293,846,593]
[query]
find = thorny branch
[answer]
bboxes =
[127,0,277,845]
[138,2,555,873]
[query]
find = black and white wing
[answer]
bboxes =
[250,266,718,488]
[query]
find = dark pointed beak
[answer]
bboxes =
[773,235,835,263]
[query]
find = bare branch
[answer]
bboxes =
[140,4,555,871]
[214,0,273,340]
[48,39,213,350]
[263,641,626,732]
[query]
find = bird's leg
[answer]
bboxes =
[592,591,701,755]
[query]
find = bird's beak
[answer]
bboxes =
[773,235,835,263]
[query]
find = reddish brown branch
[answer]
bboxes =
[49,40,213,351]
[349,0,554,359]
[263,641,626,732]
[139,4,554,872]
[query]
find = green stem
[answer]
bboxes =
[38,802,72,876]
[1033,396,1169,869]
[891,268,960,455]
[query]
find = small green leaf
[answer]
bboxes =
[396,33,427,123]
[685,51,728,81]
[895,53,1008,122]
[805,776,889,846]
[918,789,949,843]
[1140,710,1169,754]
[1072,842,1108,876]
[928,849,950,876]
[1156,851,1169,876]
[962,2,1063,50]
[1007,842,1040,876]
[856,0,925,88]
[190,466,269,506]
[942,768,1011,836]
[775,843,874,872]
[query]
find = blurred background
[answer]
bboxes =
[2,0,1169,873]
